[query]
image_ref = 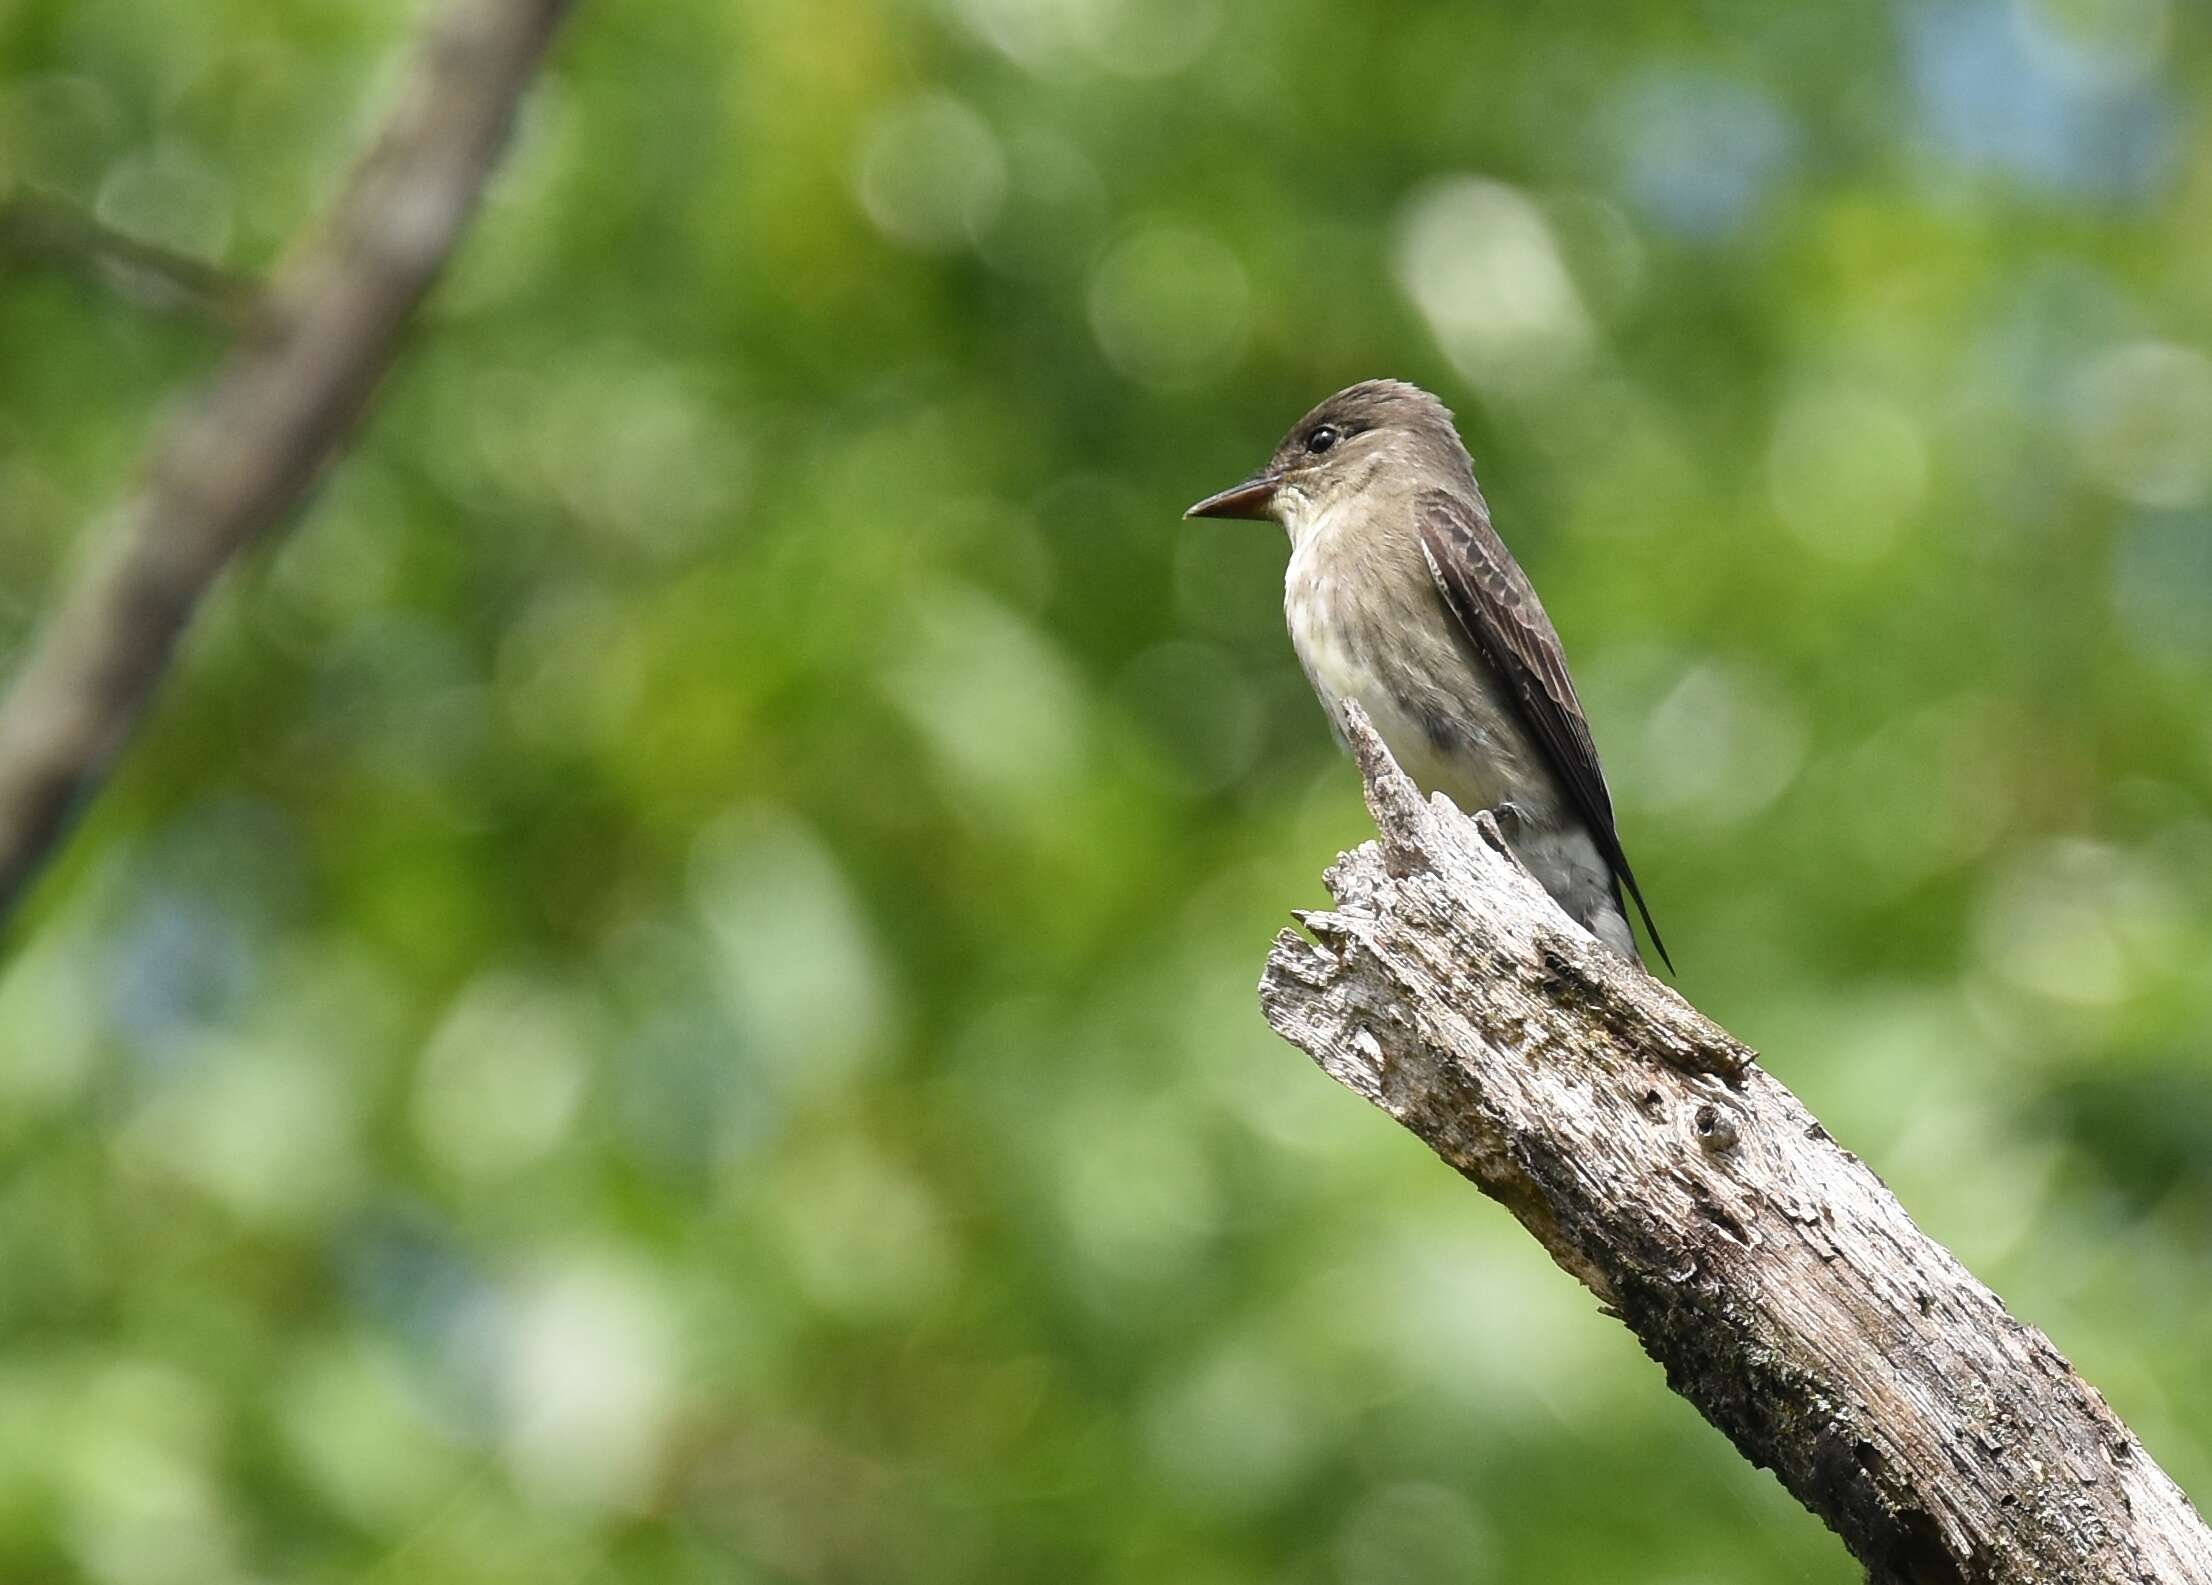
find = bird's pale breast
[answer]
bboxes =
[1282,504,1547,821]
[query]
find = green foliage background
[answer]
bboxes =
[5,0,2212,1579]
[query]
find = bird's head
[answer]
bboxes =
[1184,379,1466,538]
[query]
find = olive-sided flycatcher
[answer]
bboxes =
[1186,379,1668,971]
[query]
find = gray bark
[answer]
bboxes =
[0,0,576,922]
[1260,704,2212,1585]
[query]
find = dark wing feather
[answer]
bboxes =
[1414,488,1672,972]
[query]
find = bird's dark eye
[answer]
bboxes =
[1305,425,1340,455]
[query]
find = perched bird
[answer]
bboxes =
[1186,379,1668,971]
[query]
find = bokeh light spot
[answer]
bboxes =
[691,806,898,1097]
[855,92,1006,254]
[94,139,234,259]
[1637,661,1808,827]
[1087,223,1250,390]
[1767,385,1930,563]
[499,1256,678,1512]
[2066,341,2212,509]
[1394,177,1592,396]
[413,974,597,1180]
[2011,0,2171,90]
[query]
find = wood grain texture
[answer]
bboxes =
[1259,704,2212,1585]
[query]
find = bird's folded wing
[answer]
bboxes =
[1413,487,1671,971]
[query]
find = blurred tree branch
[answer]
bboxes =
[0,184,259,328]
[0,0,576,923]
[1261,705,2212,1585]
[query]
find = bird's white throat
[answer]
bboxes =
[1276,485,1338,552]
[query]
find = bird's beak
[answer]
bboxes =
[1184,471,1281,521]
